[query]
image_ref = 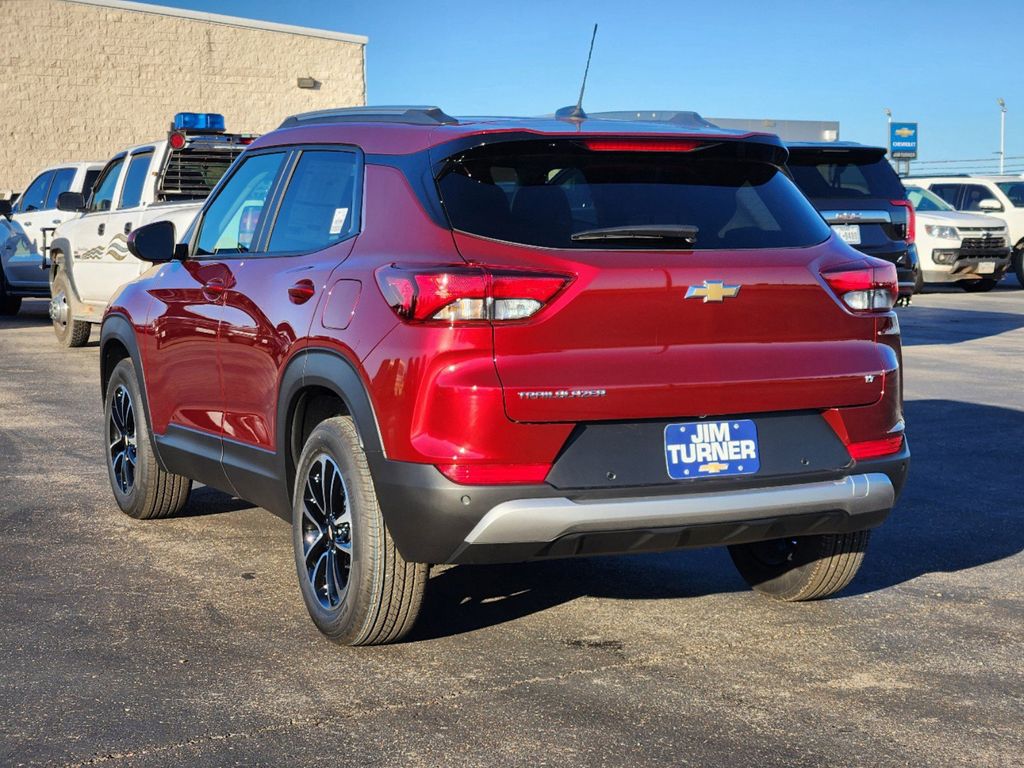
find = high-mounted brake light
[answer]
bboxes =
[173,112,226,132]
[168,131,187,150]
[583,139,704,152]
[436,463,551,485]
[891,199,916,244]
[375,266,570,323]
[821,261,898,312]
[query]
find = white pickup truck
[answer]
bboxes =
[48,113,254,346]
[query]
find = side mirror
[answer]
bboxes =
[126,220,179,263]
[0,199,12,218]
[56,191,86,212]
[978,198,1003,212]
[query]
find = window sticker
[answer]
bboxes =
[329,207,349,235]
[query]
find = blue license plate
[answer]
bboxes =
[664,419,760,480]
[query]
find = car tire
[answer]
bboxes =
[913,266,924,295]
[728,530,870,601]
[105,358,192,519]
[1011,247,1024,288]
[50,270,90,347]
[958,278,999,293]
[292,416,427,646]
[0,267,22,316]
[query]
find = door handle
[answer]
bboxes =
[202,278,226,301]
[23,221,32,227]
[288,279,316,304]
[98,223,105,236]
[124,222,132,235]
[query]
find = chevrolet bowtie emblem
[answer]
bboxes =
[685,280,741,303]
[894,127,915,138]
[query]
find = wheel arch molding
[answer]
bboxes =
[276,347,385,511]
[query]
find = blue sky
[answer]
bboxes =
[156,0,1024,173]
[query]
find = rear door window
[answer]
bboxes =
[118,152,153,209]
[437,140,829,250]
[266,150,359,253]
[996,182,1024,207]
[44,168,77,209]
[17,171,54,213]
[787,153,905,200]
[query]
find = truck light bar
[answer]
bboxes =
[173,112,226,132]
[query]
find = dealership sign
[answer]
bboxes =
[890,122,918,159]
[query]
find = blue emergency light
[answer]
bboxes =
[173,112,226,132]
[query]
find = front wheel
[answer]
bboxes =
[728,530,871,601]
[0,268,22,316]
[292,416,427,646]
[105,358,192,519]
[958,278,999,293]
[50,269,91,347]
[1011,248,1024,288]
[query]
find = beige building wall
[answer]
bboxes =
[0,0,366,192]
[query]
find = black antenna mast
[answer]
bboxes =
[556,24,598,121]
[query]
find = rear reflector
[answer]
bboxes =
[436,463,551,485]
[847,435,904,460]
[583,139,704,152]
[376,265,570,323]
[821,261,898,312]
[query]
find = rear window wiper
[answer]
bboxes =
[570,224,699,244]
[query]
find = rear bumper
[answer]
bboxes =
[372,445,910,565]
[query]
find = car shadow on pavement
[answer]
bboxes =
[898,304,1024,346]
[411,398,1024,640]
[173,485,255,517]
[846,398,1024,596]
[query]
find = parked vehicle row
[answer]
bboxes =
[98,106,910,645]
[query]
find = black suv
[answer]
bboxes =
[786,142,920,298]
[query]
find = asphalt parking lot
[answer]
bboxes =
[1,287,1022,767]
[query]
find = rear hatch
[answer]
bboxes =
[786,145,911,261]
[436,136,892,423]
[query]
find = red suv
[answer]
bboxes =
[100,106,909,646]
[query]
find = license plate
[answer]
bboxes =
[664,420,760,480]
[977,261,995,274]
[831,224,861,245]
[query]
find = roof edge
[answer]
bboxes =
[63,0,368,44]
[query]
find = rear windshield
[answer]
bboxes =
[158,143,244,202]
[436,140,831,250]
[787,151,905,200]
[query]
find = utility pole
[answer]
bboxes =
[997,98,1007,174]
[884,108,894,171]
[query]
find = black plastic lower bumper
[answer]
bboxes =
[370,441,910,565]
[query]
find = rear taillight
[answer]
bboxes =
[891,199,915,244]
[847,434,904,460]
[822,261,898,312]
[436,463,551,485]
[375,265,571,323]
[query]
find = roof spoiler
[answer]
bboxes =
[588,110,719,129]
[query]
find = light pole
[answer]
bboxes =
[885,108,893,170]
[997,98,1007,174]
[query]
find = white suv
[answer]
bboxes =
[910,176,1024,287]
[904,185,1011,291]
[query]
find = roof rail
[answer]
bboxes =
[588,110,718,129]
[279,106,458,129]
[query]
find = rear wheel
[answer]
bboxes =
[958,278,999,293]
[50,269,90,347]
[728,530,870,601]
[105,358,192,519]
[0,268,22,315]
[292,416,427,646]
